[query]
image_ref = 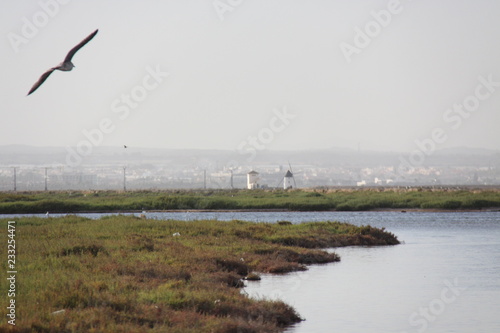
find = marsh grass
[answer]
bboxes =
[0,188,499,214]
[0,216,398,332]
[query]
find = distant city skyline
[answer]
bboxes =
[1,145,499,191]
[1,1,500,155]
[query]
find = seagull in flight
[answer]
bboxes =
[27,29,98,96]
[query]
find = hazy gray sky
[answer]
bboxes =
[1,0,500,154]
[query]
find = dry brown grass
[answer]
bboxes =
[0,216,398,332]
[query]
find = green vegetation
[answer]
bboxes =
[0,216,398,332]
[0,188,500,213]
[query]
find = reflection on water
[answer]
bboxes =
[2,211,499,332]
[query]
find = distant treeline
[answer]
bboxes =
[1,188,500,213]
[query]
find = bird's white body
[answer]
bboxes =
[57,61,75,71]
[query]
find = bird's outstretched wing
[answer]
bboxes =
[27,67,56,95]
[64,29,99,63]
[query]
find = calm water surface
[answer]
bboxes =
[2,211,499,332]
[238,212,499,333]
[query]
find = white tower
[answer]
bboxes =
[247,170,259,189]
[283,170,293,189]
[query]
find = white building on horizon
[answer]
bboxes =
[247,170,259,189]
[283,170,294,189]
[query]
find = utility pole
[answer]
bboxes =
[13,167,17,192]
[123,167,127,192]
[230,170,233,189]
[44,167,48,191]
[203,170,206,189]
